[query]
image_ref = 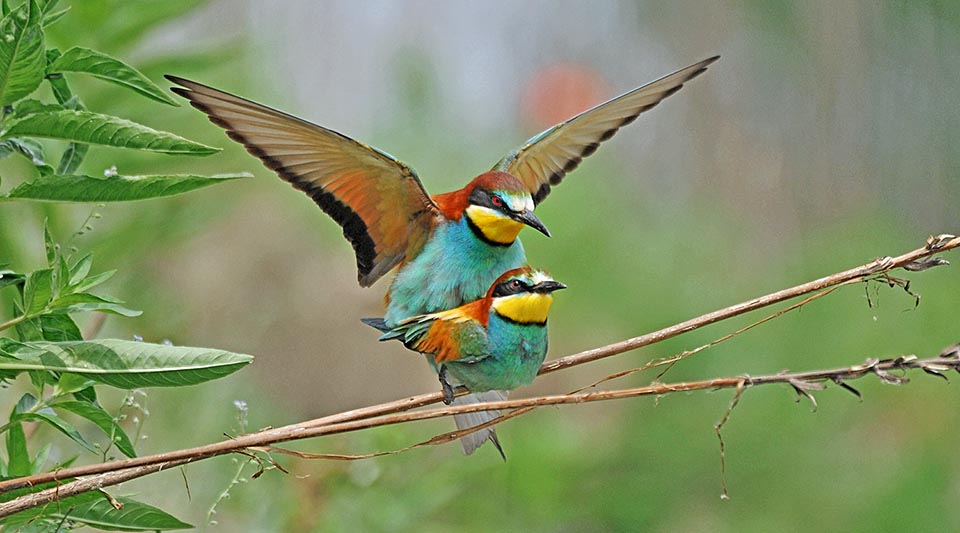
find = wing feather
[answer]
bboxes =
[494,56,719,204]
[382,303,489,363]
[166,76,440,286]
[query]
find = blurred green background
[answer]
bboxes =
[2,1,959,530]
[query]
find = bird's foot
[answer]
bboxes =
[439,365,455,405]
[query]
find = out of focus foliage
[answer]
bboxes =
[0,0,251,529]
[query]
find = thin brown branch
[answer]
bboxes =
[0,233,955,516]
[540,233,957,374]
[715,381,746,500]
[292,233,956,426]
[2,350,958,517]
[574,285,846,393]
[1,459,192,519]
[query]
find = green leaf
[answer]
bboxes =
[22,267,52,314]
[0,137,51,175]
[7,137,45,166]
[47,292,141,317]
[38,0,58,13]
[0,0,45,106]
[4,172,250,202]
[0,338,254,388]
[13,406,99,453]
[56,139,87,173]
[7,393,37,477]
[68,253,92,284]
[15,390,38,412]
[30,441,50,474]
[72,383,97,404]
[4,424,29,476]
[42,6,67,28]
[2,491,193,530]
[10,137,46,166]
[1,340,49,381]
[49,46,178,106]
[54,247,69,292]
[43,218,55,265]
[54,400,136,458]
[0,269,25,289]
[54,372,95,395]
[13,97,62,116]
[43,313,83,340]
[5,109,219,154]
[15,313,82,341]
[68,268,114,293]
[43,45,58,64]
[5,396,30,476]
[13,315,42,340]
[44,67,72,104]
[26,367,51,389]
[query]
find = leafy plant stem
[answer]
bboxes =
[0,313,27,332]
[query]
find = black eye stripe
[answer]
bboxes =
[492,278,530,297]
[468,188,511,213]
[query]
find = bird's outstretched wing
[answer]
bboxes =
[167,76,440,286]
[493,56,719,204]
[378,303,489,364]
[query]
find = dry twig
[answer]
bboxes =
[3,350,959,517]
[0,233,956,517]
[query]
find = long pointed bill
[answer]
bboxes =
[512,210,551,237]
[530,280,566,293]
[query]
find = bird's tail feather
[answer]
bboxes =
[453,390,507,459]
[360,317,389,333]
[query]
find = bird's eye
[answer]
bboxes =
[494,278,527,297]
[491,196,503,207]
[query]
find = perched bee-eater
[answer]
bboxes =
[165,56,717,326]
[366,267,566,456]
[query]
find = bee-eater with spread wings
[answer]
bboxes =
[368,267,566,456]
[166,56,717,327]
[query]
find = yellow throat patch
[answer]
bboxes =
[465,205,525,244]
[492,293,554,324]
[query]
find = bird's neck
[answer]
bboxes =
[465,205,524,246]
[491,293,554,325]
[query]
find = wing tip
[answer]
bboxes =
[164,74,208,95]
[681,55,721,83]
[358,270,377,287]
[169,86,191,100]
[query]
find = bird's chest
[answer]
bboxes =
[384,220,526,325]
[448,320,548,392]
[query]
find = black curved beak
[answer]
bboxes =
[512,210,551,237]
[530,280,566,293]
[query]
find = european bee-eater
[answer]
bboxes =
[366,267,565,456]
[165,56,717,326]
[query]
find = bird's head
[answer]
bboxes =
[488,267,566,325]
[463,171,550,245]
